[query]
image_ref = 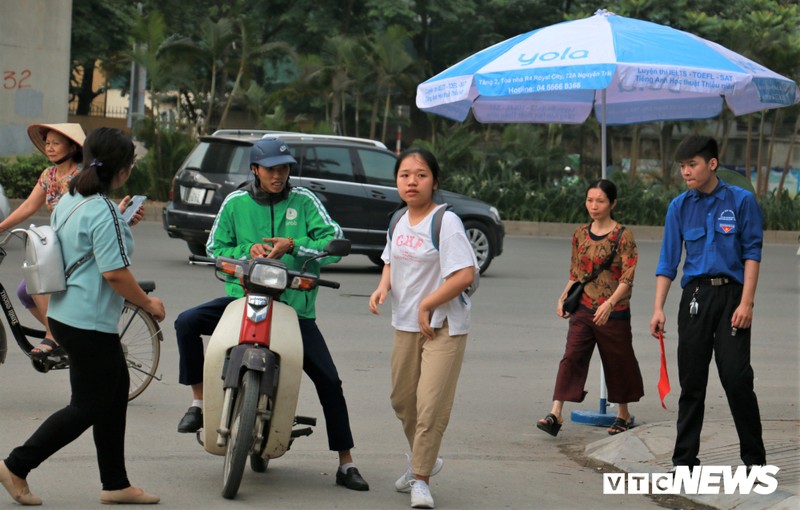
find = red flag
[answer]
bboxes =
[658,331,671,409]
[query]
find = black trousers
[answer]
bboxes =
[673,281,766,467]
[175,298,355,452]
[4,319,131,490]
[298,319,354,452]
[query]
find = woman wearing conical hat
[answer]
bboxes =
[0,124,143,358]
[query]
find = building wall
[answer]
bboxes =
[0,0,72,157]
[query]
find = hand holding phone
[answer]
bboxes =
[122,195,147,224]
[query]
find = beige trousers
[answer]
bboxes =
[390,322,467,476]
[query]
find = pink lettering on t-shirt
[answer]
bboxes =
[396,234,425,250]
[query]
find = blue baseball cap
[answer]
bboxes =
[250,137,296,168]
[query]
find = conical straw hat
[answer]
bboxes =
[26,123,86,155]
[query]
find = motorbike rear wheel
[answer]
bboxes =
[222,369,260,499]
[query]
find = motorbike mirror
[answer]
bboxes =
[323,238,351,257]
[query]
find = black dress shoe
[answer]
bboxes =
[177,406,203,433]
[335,467,370,491]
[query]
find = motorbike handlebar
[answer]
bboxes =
[316,279,340,290]
[190,255,342,290]
[189,254,215,264]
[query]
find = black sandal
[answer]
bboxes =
[607,417,632,435]
[30,338,63,360]
[536,413,563,437]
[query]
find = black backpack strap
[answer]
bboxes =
[388,206,408,241]
[430,204,452,251]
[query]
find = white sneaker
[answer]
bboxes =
[395,454,444,493]
[410,480,435,509]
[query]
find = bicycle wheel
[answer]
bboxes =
[222,370,260,499]
[119,303,161,401]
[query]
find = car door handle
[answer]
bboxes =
[306,181,326,191]
[370,190,388,199]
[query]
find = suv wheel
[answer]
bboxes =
[464,220,493,274]
[187,241,207,257]
[368,254,384,267]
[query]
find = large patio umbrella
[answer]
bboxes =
[417,9,799,426]
[416,9,800,177]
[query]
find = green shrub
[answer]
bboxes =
[758,190,800,231]
[446,166,798,231]
[0,153,50,198]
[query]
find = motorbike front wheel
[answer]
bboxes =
[221,369,260,499]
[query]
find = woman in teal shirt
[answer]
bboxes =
[0,128,165,506]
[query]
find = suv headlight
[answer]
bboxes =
[489,206,502,223]
[249,262,288,289]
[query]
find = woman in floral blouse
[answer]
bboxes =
[0,124,142,358]
[536,179,644,437]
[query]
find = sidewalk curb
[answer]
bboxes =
[504,220,800,244]
[584,419,799,510]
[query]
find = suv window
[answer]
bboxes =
[359,149,396,187]
[298,146,355,182]
[183,141,250,175]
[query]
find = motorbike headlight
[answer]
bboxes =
[249,263,288,290]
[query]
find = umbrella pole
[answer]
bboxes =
[573,91,628,428]
[601,89,608,180]
[570,365,634,428]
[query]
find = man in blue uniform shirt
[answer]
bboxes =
[649,135,766,469]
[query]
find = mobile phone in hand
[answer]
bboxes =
[122,195,147,224]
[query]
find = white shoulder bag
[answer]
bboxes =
[14,197,97,295]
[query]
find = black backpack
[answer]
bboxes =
[388,204,479,296]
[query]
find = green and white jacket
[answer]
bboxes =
[206,182,343,319]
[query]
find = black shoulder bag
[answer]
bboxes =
[562,226,626,314]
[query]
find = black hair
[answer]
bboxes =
[70,128,135,196]
[586,179,617,203]
[674,135,719,163]
[62,147,83,165]
[394,147,441,188]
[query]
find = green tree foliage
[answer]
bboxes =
[131,118,195,201]
[71,0,135,114]
[66,0,799,223]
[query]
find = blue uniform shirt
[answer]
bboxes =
[656,178,763,288]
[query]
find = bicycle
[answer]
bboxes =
[0,232,162,401]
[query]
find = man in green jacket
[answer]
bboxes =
[174,138,369,491]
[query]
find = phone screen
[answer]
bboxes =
[122,196,147,223]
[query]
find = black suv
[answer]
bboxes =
[162,130,504,273]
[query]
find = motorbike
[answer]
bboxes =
[191,238,351,499]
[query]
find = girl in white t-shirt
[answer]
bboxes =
[369,148,477,509]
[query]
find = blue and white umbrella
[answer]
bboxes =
[417,10,799,173]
